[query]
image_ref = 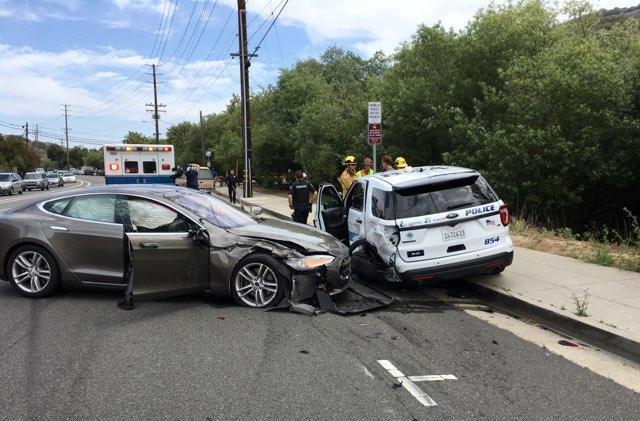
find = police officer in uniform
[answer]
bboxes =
[185,164,199,189]
[288,170,317,224]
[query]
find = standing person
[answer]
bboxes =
[227,169,239,204]
[356,157,375,177]
[381,155,394,172]
[185,164,199,190]
[338,155,358,197]
[288,170,317,225]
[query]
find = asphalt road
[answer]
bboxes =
[0,178,638,420]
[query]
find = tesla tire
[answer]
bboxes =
[7,245,60,298]
[8,188,13,196]
[231,253,286,308]
[18,188,22,194]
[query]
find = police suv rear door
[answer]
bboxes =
[394,173,507,263]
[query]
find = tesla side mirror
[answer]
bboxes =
[189,227,210,246]
[250,206,263,216]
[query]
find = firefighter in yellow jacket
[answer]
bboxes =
[338,155,358,197]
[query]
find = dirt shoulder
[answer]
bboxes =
[510,220,640,273]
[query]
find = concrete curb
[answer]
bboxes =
[464,281,640,364]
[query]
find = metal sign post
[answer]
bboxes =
[368,102,382,170]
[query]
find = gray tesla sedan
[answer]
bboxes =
[0,185,350,308]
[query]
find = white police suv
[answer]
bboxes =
[313,166,513,283]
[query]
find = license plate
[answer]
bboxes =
[442,225,466,241]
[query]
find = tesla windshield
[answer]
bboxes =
[164,191,259,229]
[0,174,10,182]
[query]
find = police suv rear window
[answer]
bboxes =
[394,176,497,219]
[372,176,498,220]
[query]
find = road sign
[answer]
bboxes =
[368,102,381,124]
[368,123,382,145]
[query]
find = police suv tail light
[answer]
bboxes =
[162,163,170,170]
[499,204,509,226]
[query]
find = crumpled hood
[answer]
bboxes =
[230,218,348,257]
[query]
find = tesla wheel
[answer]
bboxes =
[18,188,23,195]
[46,185,50,190]
[7,246,60,298]
[231,254,286,308]
[8,188,13,196]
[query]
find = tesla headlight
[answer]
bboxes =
[285,255,335,271]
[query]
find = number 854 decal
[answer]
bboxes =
[484,236,500,245]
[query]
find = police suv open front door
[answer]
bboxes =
[314,184,348,242]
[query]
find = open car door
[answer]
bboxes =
[314,184,348,242]
[126,229,210,302]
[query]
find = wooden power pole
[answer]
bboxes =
[233,0,254,198]
[146,64,165,144]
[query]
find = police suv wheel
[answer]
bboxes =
[231,254,286,308]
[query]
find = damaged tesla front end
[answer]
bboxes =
[162,189,351,307]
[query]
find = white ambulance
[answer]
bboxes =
[103,144,176,185]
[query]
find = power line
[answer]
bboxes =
[150,0,171,58]
[158,0,180,62]
[248,0,289,63]
[166,0,221,78]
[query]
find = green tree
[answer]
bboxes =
[46,144,66,169]
[84,149,103,169]
[123,131,154,144]
[0,134,41,174]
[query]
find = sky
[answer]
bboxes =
[0,0,635,148]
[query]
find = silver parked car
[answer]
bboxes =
[61,172,76,183]
[46,171,64,187]
[0,173,24,196]
[0,185,351,308]
[22,172,50,191]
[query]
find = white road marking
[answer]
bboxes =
[409,375,457,382]
[362,365,375,379]
[377,359,457,408]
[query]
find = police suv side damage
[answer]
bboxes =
[314,166,514,285]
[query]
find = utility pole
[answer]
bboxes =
[232,0,256,198]
[199,110,206,165]
[63,104,70,169]
[23,122,29,145]
[145,64,165,144]
[34,124,38,142]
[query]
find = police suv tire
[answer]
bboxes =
[231,253,287,308]
[7,245,61,298]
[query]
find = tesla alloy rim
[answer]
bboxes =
[235,263,279,307]
[12,251,51,293]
